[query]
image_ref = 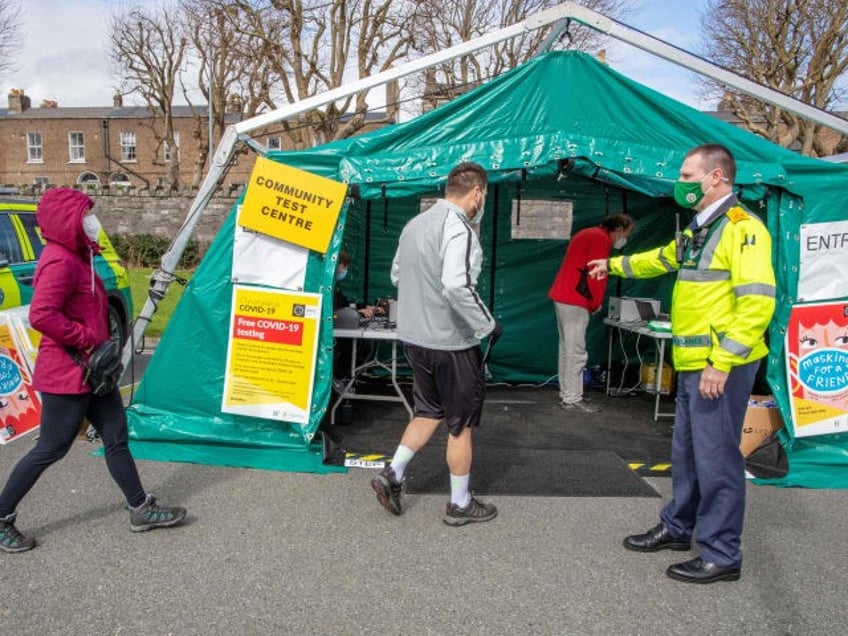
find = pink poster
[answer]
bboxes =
[785,301,848,438]
[0,323,42,444]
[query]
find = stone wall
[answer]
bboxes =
[16,191,239,247]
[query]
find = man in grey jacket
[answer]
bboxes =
[370,161,501,526]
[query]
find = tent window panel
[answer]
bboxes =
[511,199,573,239]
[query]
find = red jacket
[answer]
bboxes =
[548,226,613,312]
[30,189,109,394]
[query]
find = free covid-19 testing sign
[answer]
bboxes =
[238,156,348,254]
[221,286,322,425]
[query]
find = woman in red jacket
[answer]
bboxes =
[548,214,633,413]
[0,188,186,553]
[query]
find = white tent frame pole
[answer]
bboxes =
[125,0,848,367]
[125,125,240,366]
[542,3,848,135]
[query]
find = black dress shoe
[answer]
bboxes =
[666,557,741,584]
[623,523,691,552]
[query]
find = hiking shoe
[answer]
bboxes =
[443,496,498,527]
[371,466,403,515]
[0,514,36,553]
[559,399,601,413]
[130,495,187,532]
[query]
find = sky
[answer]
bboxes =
[2,0,712,111]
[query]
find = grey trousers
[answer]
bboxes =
[553,301,589,404]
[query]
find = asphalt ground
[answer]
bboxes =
[2,354,847,634]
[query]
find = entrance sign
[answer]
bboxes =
[222,286,322,425]
[786,301,848,438]
[238,157,347,254]
[798,221,848,302]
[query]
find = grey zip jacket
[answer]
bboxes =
[391,199,496,350]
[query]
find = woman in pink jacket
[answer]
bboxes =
[0,188,186,553]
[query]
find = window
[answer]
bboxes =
[120,131,136,161]
[17,212,45,261]
[0,214,24,264]
[68,132,85,162]
[27,132,43,162]
[33,177,49,187]
[164,132,180,161]
[110,173,131,186]
[268,136,281,151]
[157,176,167,188]
[77,172,100,184]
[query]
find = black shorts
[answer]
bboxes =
[404,343,486,436]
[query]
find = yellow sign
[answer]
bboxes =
[221,286,322,425]
[239,157,347,254]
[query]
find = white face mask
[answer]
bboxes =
[470,191,485,225]
[82,215,101,242]
[613,236,628,249]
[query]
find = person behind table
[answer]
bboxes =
[587,143,775,584]
[548,213,633,413]
[0,188,187,554]
[370,161,501,526]
[334,249,381,319]
[332,249,383,384]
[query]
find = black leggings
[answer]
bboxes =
[0,389,147,517]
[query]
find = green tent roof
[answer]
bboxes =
[275,51,818,200]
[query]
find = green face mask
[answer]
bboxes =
[673,180,705,208]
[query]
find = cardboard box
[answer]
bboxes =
[640,363,674,395]
[740,395,784,457]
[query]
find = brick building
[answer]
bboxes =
[0,89,396,194]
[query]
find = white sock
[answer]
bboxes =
[450,474,471,508]
[390,445,415,481]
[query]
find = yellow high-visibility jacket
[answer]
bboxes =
[609,197,776,373]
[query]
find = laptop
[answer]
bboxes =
[637,300,673,332]
[635,299,658,322]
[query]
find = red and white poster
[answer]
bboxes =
[0,320,42,445]
[786,301,848,438]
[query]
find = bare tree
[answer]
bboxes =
[217,0,417,147]
[0,0,22,78]
[409,0,630,111]
[109,2,188,187]
[181,0,275,186]
[701,0,848,156]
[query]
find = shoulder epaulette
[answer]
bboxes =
[726,206,749,224]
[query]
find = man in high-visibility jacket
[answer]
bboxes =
[588,143,775,584]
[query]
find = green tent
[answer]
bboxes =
[127,51,848,486]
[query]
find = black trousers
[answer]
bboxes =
[0,388,147,518]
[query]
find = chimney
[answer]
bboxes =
[40,99,58,108]
[113,93,123,108]
[385,79,399,122]
[597,49,607,65]
[7,89,31,113]
[226,93,243,114]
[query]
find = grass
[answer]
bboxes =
[127,267,194,338]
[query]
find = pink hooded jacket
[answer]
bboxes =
[29,188,110,394]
